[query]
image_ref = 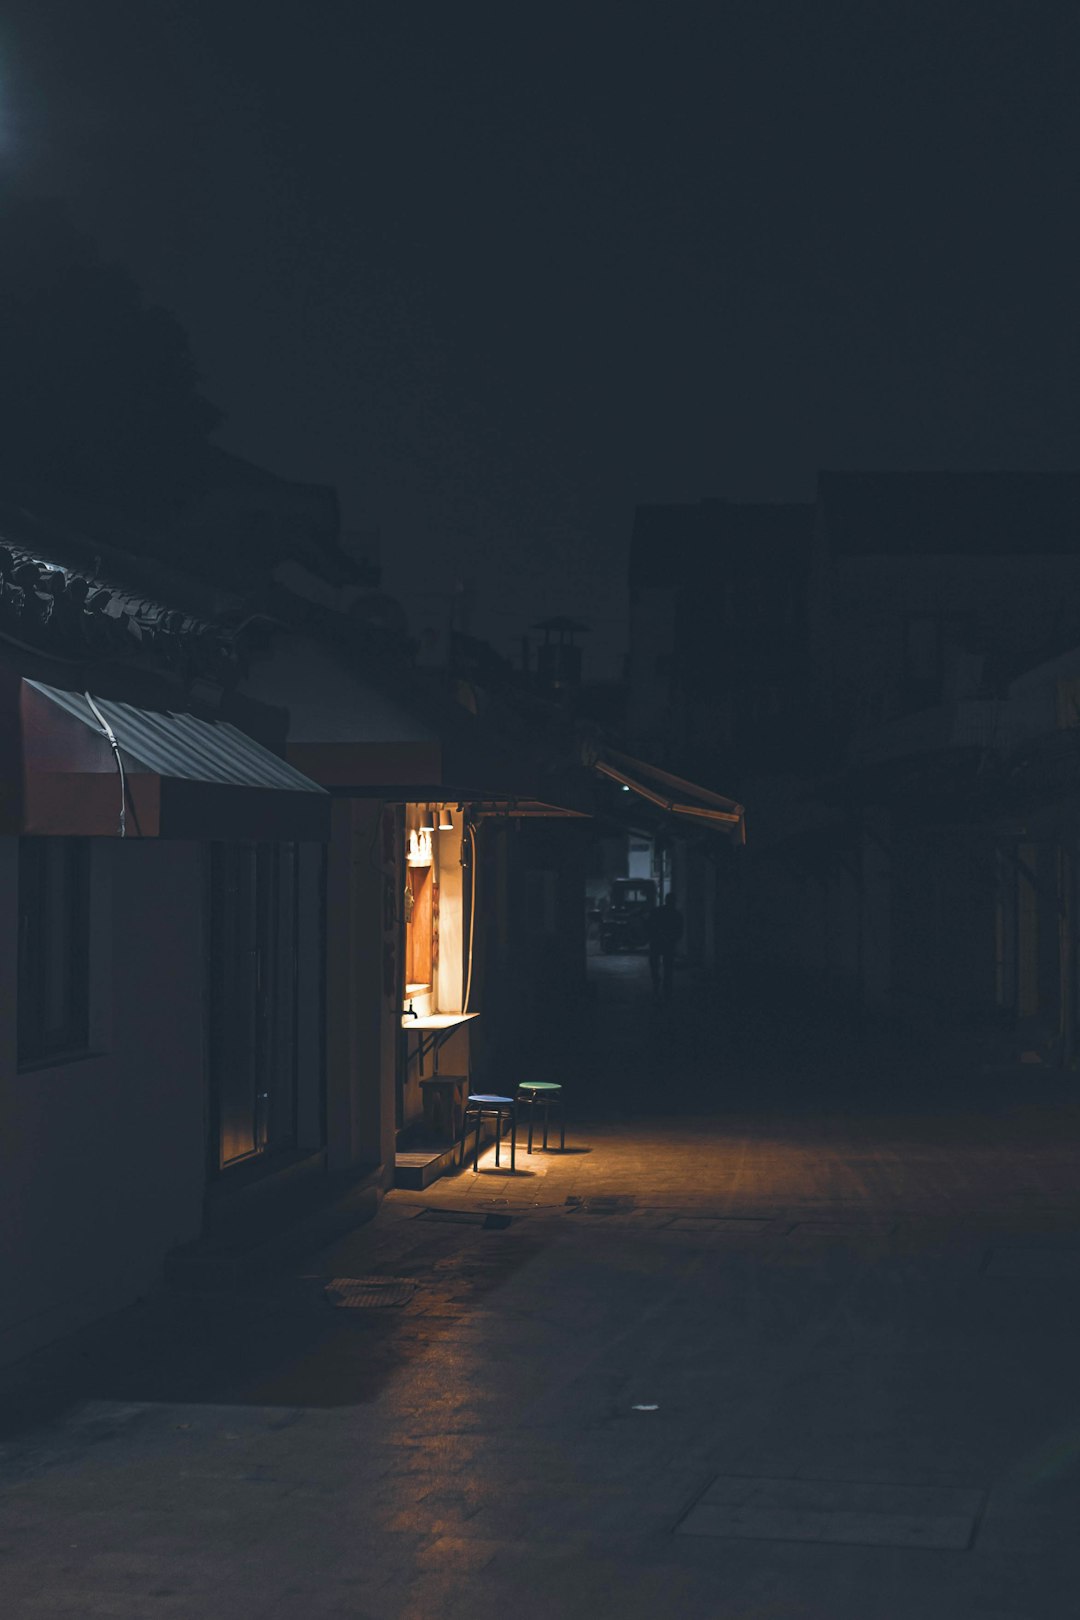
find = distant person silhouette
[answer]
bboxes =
[647,894,683,1003]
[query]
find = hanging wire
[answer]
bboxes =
[84,692,127,838]
[463,819,478,1013]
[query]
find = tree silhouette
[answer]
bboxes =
[0,182,221,518]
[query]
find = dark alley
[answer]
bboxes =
[2,6,1080,1616]
[2,961,1079,1618]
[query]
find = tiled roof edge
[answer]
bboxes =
[0,537,252,687]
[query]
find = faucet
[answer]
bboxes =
[405,999,419,1020]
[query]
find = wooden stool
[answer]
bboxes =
[419,1074,468,1143]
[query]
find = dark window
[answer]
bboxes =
[899,614,945,710]
[905,616,942,685]
[18,838,91,1067]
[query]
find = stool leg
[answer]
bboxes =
[559,1097,566,1151]
[510,1108,516,1172]
[494,1109,501,1168]
[527,1095,534,1154]
[473,1113,481,1172]
[542,1103,549,1151]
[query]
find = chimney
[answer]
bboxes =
[532,617,588,702]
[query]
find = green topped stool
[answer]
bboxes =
[516,1082,565,1153]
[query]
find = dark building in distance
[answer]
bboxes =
[625,471,1080,1073]
[627,498,816,773]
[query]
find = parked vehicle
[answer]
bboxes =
[599,878,657,953]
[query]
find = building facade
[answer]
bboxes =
[627,472,1080,1070]
[0,511,331,1366]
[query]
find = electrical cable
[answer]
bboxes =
[463,819,478,1013]
[84,692,126,838]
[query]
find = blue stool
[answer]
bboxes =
[460,1094,517,1173]
[516,1082,565,1153]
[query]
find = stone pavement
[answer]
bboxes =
[2,955,1080,1617]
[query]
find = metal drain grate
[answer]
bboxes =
[414,1208,514,1230]
[666,1216,772,1234]
[324,1277,416,1309]
[565,1196,636,1216]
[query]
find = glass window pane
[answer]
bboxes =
[18,839,90,1065]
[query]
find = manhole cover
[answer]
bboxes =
[676,1475,983,1549]
[324,1277,416,1309]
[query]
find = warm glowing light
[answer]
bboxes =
[408,828,433,866]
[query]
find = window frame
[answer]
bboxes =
[17,836,93,1071]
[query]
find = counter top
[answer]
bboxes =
[400,1012,479,1031]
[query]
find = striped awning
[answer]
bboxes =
[17,679,329,841]
[595,748,746,842]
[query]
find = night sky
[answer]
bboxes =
[4,3,1079,675]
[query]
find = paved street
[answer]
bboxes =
[3,952,1080,1617]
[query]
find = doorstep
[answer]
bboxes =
[164,1160,384,1293]
[394,1141,461,1191]
[394,1115,503,1190]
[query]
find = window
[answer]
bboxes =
[404,815,439,1002]
[18,838,91,1067]
[405,862,434,993]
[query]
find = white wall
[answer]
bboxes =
[436,814,465,1015]
[241,633,435,745]
[0,838,207,1368]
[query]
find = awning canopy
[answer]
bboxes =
[595,748,746,842]
[290,735,593,816]
[469,799,590,819]
[17,679,330,841]
[283,678,594,815]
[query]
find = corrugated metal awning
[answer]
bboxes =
[19,679,330,841]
